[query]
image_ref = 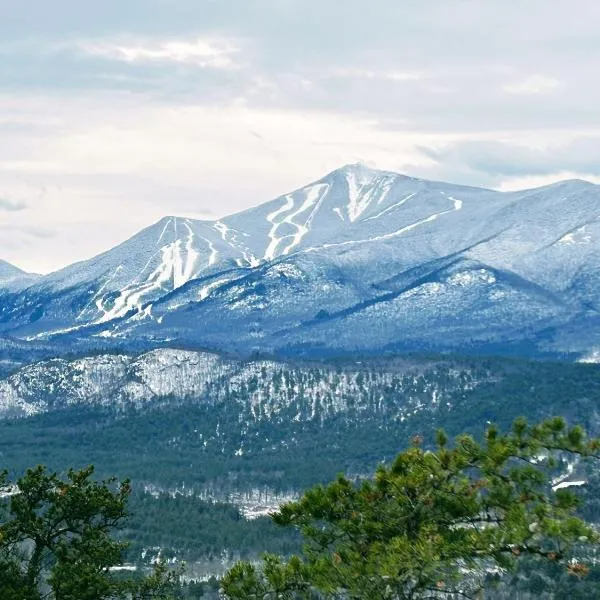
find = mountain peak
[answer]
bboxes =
[0,259,26,277]
[0,259,39,290]
[332,162,400,178]
[516,178,599,195]
[340,161,379,172]
[153,215,184,227]
[552,178,598,189]
[4,164,600,360]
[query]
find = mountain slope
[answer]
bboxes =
[1,164,599,357]
[0,259,23,280]
[0,348,450,418]
[0,259,39,290]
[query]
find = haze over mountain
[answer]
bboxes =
[0,260,24,280]
[0,260,40,290]
[1,163,599,359]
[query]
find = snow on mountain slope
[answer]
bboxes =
[0,260,40,290]
[120,253,574,356]
[0,347,482,421]
[465,180,600,287]
[0,349,232,417]
[35,216,253,321]
[1,164,600,357]
[223,164,501,264]
[0,217,261,336]
[0,260,24,281]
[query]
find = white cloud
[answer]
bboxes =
[79,37,241,69]
[503,75,560,95]
[0,91,437,273]
[332,68,421,82]
[0,197,27,211]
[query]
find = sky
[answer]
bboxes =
[2,0,600,273]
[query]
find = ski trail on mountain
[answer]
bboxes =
[197,235,219,266]
[177,221,200,287]
[214,222,259,267]
[280,184,329,256]
[124,217,176,289]
[95,220,203,323]
[263,184,329,259]
[333,207,345,221]
[75,265,124,321]
[303,195,463,254]
[346,170,371,222]
[264,196,294,260]
[363,192,416,222]
[345,171,396,221]
[156,218,173,245]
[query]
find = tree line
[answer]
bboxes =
[2,417,600,598]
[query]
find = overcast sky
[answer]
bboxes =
[2,0,600,273]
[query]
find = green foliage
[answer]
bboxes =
[0,465,178,600]
[222,418,600,599]
[2,355,600,586]
[127,561,185,599]
[124,491,300,563]
[2,356,600,496]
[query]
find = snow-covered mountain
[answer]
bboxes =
[1,164,600,358]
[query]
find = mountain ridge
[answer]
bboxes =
[0,259,25,276]
[1,164,600,359]
[4,164,598,281]
[0,259,41,290]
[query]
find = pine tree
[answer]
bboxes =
[222,417,600,599]
[0,465,179,599]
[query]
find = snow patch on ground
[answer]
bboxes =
[578,350,600,363]
[447,269,497,287]
[558,226,592,246]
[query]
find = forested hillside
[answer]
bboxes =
[2,352,600,575]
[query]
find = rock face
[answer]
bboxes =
[1,164,600,357]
